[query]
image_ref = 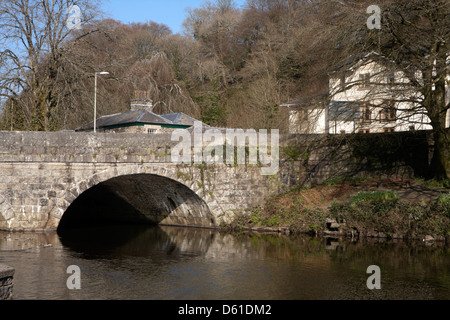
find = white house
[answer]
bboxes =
[280,95,328,134]
[283,52,450,134]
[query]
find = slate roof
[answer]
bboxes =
[280,93,329,108]
[160,112,208,127]
[76,109,185,132]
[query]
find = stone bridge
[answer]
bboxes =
[0,130,427,232]
[0,131,291,232]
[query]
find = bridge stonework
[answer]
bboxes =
[0,132,285,231]
[0,131,428,232]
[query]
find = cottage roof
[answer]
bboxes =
[76,109,177,132]
[160,112,209,127]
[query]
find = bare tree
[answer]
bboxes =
[319,0,450,179]
[126,51,200,117]
[0,0,101,131]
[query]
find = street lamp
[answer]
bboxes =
[94,71,109,133]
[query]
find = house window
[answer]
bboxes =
[148,129,157,134]
[381,101,396,122]
[340,76,346,91]
[359,73,370,88]
[359,129,370,134]
[383,128,395,133]
[299,109,308,121]
[360,104,372,123]
[386,72,395,85]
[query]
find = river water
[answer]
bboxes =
[0,225,449,300]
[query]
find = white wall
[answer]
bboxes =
[289,108,327,134]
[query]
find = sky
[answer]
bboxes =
[102,0,248,35]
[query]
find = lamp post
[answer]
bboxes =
[94,71,109,133]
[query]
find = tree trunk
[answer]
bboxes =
[430,124,450,180]
[423,50,448,180]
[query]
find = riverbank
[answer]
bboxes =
[224,178,450,242]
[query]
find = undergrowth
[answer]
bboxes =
[228,181,450,240]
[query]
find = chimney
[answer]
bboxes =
[131,90,154,112]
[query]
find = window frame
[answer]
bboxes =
[381,101,396,122]
[359,73,370,88]
[360,103,372,123]
[340,75,346,91]
[386,72,395,85]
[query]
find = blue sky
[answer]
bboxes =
[102,0,248,34]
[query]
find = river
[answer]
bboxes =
[0,225,448,300]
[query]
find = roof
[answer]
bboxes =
[160,112,209,127]
[280,93,329,108]
[75,109,186,132]
[328,51,397,75]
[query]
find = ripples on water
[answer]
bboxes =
[0,225,449,300]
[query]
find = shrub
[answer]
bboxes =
[350,190,398,206]
[436,193,450,217]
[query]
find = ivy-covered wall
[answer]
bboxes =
[279,131,431,187]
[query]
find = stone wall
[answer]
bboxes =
[0,264,14,300]
[278,130,431,187]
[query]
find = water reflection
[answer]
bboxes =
[59,225,209,259]
[1,226,449,300]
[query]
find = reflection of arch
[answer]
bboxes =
[57,169,216,232]
[59,225,216,263]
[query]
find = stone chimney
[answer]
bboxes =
[131,90,154,112]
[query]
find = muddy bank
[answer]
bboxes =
[225,179,450,242]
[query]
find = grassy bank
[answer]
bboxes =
[226,178,450,241]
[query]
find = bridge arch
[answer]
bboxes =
[55,165,220,232]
